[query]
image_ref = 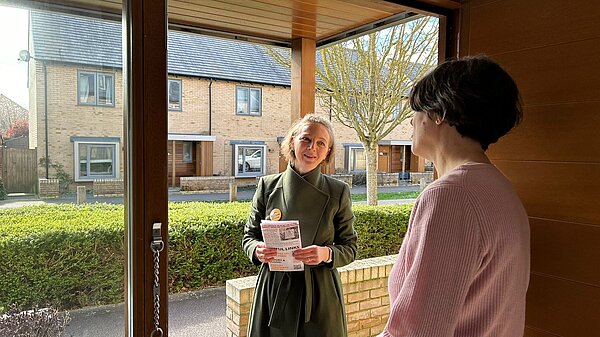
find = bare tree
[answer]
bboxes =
[268,16,438,205]
[0,94,29,138]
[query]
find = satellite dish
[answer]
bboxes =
[19,50,31,62]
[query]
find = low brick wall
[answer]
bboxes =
[410,172,434,185]
[181,176,235,193]
[226,255,396,337]
[38,178,59,198]
[92,179,124,196]
[236,177,258,188]
[377,172,399,187]
[327,173,353,187]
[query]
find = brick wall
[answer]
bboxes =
[38,178,59,198]
[32,63,416,182]
[225,255,396,337]
[327,173,353,186]
[377,172,399,187]
[32,63,125,181]
[410,172,434,185]
[180,176,235,192]
[92,179,124,196]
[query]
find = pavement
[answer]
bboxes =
[0,184,420,209]
[63,287,226,337]
[1,184,421,336]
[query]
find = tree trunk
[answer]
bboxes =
[365,143,378,206]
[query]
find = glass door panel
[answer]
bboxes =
[0,3,125,336]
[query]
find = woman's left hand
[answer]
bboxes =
[293,245,330,265]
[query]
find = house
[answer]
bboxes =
[28,11,426,190]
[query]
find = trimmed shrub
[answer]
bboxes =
[352,171,367,186]
[353,204,411,259]
[0,178,7,200]
[0,201,411,312]
[167,202,259,292]
[0,204,124,312]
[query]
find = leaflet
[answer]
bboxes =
[260,220,304,272]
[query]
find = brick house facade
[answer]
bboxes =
[28,11,425,189]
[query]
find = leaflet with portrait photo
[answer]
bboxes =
[260,220,304,272]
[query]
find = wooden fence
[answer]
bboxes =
[1,147,38,193]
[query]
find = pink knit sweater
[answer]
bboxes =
[381,163,530,337]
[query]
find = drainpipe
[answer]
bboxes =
[208,79,213,135]
[43,61,49,178]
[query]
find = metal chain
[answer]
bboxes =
[150,223,164,337]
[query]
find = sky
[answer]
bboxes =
[0,6,29,109]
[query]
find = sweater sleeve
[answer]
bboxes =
[381,185,482,337]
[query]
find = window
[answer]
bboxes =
[78,71,115,106]
[234,145,265,177]
[349,146,366,172]
[168,79,182,111]
[182,141,192,163]
[73,139,119,181]
[236,86,261,116]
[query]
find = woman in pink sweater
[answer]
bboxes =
[379,56,530,337]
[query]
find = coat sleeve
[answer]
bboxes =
[381,186,481,337]
[242,177,267,266]
[328,183,358,269]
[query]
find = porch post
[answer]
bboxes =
[172,140,176,187]
[291,38,316,120]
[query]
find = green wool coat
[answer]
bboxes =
[243,165,358,337]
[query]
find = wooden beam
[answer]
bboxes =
[291,37,316,120]
[123,0,168,335]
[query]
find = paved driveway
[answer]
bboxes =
[64,288,226,337]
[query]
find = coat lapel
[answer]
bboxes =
[280,166,330,247]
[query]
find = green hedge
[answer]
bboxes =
[0,202,411,312]
[0,178,7,200]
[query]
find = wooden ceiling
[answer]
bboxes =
[8,0,460,46]
[168,0,414,45]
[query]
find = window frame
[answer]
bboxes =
[168,78,182,111]
[73,139,120,181]
[77,70,116,107]
[348,146,366,172]
[234,144,266,177]
[235,86,262,116]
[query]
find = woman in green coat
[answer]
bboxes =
[243,114,358,337]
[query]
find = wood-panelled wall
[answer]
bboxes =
[458,1,600,336]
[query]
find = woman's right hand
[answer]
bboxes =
[255,242,278,263]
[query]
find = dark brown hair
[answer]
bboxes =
[409,56,522,150]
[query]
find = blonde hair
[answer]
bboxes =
[280,114,335,165]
